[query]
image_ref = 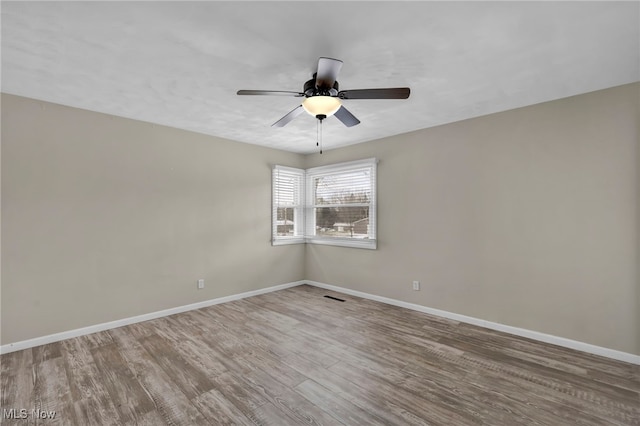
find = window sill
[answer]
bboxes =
[272,237,377,250]
[272,237,305,246]
[307,237,377,250]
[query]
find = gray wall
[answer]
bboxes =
[1,94,305,345]
[305,83,639,355]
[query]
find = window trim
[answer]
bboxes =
[305,158,377,250]
[272,158,377,250]
[272,165,305,246]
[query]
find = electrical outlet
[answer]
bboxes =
[412,280,420,291]
[197,279,205,289]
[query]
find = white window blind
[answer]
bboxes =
[272,165,304,245]
[306,158,377,249]
[272,158,377,249]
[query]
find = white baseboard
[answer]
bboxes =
[4,278,638,365]
[305,280,640,365]
[0,280,305,355]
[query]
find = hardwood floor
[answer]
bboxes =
[1,284,639,425]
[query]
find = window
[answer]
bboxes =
[305,159,377,249]
[272,165,305,244]
[272,158,377,249]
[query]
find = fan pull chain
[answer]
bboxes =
[319,118,323,154]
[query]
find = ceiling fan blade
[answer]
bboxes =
[338,87,410,100]
[315,57,343,89]
[237,90,304,97]
[333,106,360,127]
[272,105,305,127]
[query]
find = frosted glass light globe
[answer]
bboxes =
[302,96,341,117]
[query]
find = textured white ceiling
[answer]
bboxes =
[2,1,638,154]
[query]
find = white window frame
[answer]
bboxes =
[272,165,305,246]
[272,158,377,250]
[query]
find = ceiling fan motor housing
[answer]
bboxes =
[304,76,339,97]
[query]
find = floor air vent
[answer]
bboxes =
[324,295,346,302]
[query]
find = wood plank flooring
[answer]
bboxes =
[1,284,639,425]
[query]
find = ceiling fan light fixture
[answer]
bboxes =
[302,96,341,118]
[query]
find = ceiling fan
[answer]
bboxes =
[237,57,410,128]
